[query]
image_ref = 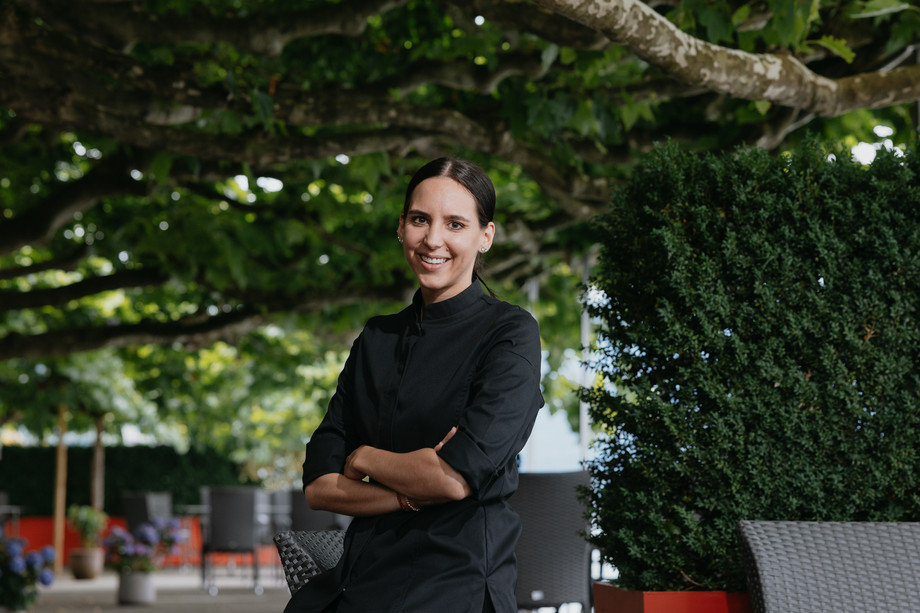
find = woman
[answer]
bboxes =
[284,157,544,612]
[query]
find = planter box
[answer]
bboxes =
[594,581,752,613]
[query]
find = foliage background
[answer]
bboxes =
[585,140,920,591]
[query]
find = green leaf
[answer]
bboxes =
[697,2,734,43]
[850,0,918,18]
[753,100,772,115]
[731,4,752,26]
[541,44,559,72]
[806,36,856,63]
[149,153,173,183]
[251,88,276,132]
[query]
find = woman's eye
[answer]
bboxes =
[410,216,427,224]
[448,221,464,230]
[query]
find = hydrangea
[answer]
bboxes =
[104,519,186,573]
[0,537,55,610]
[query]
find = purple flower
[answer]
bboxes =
[7,539,24,558]
[38,567,55,586]
[137,524,159,545]
[10,555,26,574]
[26,551,43,569]
[41,545,56,563]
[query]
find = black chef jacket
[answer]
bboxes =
[284,280,544,613]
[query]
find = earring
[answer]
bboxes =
[480,246,487,253]
[397,234,403,244]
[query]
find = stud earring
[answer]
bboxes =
[397,234,403,244]
[480,246,488,253]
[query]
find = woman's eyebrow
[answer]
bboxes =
[405,209,472,224]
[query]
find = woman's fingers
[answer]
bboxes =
[434,426,458,451]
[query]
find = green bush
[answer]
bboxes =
[585,140,920,592]
[66,504,108,547]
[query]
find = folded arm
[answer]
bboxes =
[305,427,471,515]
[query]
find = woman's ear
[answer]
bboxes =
[482,221,495,251]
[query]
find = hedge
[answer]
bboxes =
[585,140,920,591]
[0,445,256,516]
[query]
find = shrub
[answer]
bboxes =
[584,140,920,591]
[66,505,109,548]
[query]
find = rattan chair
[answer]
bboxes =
[289,488,347,531]
[738,520,920,613]
[122,491,172,532]
[511,471,592,612]
[274,529,345,593]
[200,486,267,595]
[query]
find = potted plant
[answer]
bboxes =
[582,142,920,611]
[66,504,109,580]
[103,518,184,605]
[0,536,55,612]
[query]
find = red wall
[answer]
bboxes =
[14,516,201,566]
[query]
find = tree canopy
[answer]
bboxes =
[1,0,917,477]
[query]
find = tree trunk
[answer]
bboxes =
[52,405,68,575]
[91,416,105,510]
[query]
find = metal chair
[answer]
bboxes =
[738,520,920,613]
[200,486,266,595]
[511,470,593,612]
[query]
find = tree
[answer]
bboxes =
[1,0,917,464]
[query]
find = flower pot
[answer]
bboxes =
[593,581,752,613]
[70,547,104,580]
[117,570,156,605]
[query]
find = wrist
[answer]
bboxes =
[397,492,421,512]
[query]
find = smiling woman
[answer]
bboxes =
[286,157,545,613]
[397,161,495,306]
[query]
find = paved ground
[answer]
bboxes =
[34,567,291,613]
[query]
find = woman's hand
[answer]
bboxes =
[434,426,458,452]
[344,445,371,481]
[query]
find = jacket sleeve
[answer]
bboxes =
[436,306,544,499]
[301,333,363,489]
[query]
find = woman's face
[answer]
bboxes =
[398,176,494,305]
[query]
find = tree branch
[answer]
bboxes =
[15,0,411,56]
[531,0,920,116]
[0,286,405,360]
[0,268,168,311]
[0,152,150,255]
[0,246,88,281]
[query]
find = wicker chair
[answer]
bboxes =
[200,486,267,595]
[122,491,172,532]
[273,529,345,593]
[511,471,592,612]
[737,520,920,613]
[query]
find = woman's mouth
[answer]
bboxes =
[421,255,447,264]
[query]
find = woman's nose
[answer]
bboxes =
[424,226,443,247]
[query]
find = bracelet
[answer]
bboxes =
[397,492,421,512]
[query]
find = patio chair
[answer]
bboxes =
[274,529,345,593]
[289,487,348,532]
[737,519,920,613]
[122,491,172,532]
[200,486,267,595]
[511,470,593,612]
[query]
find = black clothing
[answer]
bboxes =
[285,281,543,613]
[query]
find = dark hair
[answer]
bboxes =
[404,157,497,295]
